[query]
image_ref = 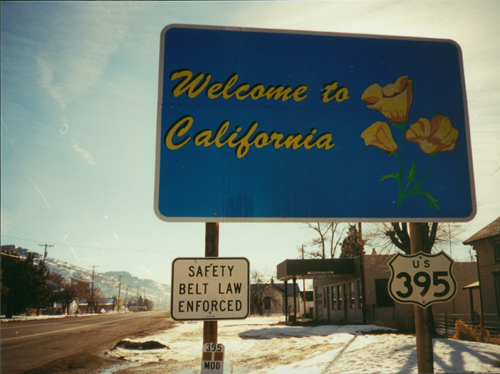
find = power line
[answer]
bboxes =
[1,234,295,253]
[2,235,167,253]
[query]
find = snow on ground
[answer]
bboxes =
[104,317,500,373]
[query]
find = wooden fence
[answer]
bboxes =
[435,312,499,338]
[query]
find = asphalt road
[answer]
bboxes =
[1,311,174,374]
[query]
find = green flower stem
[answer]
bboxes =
[420,152,438,185]
[393,121,409,207]
[379,120,440,210]
[394,152,439,210]
[407,152,438,195]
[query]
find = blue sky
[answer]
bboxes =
[2,1,499,285]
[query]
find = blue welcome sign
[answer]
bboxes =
[155,24,476,222]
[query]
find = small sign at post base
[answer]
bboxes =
[201,343,224,374]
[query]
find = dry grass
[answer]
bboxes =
[452,320,500,345]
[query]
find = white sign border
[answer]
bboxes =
[154,24,476,223]
[170,257,250,321]
[387,251,457,309]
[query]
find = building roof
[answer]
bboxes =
[463,281,480,290]
[277,258,358,281]
[250,282,301,296]
[463,217,500,244]
[78,298,115,306]
[273,282,301,296]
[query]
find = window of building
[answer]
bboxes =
[264,296,271,310]
[350,282,356,309]
[495,242,500,263]
[356,280,363,309]
[326,286,330,310]
[323,287,327,308]
[495,273,500,315]
[331,286,337,310]
[375,279,394,307]
[315,287,323,310]
[337,285,343,309]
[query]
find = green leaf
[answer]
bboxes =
[424,193,440,211]
[406,160,417,182]
[380,173,399,181]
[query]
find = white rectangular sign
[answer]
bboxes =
[171,257,250,320]
[201,343,225,374]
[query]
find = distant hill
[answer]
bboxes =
[9,247,170,310]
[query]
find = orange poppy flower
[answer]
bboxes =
[406,115,459,154]
[361,121,399,155]
[361,76,413,124]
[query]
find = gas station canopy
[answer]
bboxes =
[277,259,360,281]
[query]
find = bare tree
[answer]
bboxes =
[364,222,465,256]
[81,281,104,314]
[301,223,347,259]
[60,280,79,314]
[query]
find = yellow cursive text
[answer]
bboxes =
[170,69,308,102]
[165,116,335,158]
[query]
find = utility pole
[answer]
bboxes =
[204,222,219,344]
[89,266,99,313]
[410,223,434,373]
[39,243,54,263]
[358,222,367,324]
[302,245,306,317]
[118,275,122,312]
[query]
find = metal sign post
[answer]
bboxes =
[388,228,458,373]
[411,223,435,374]
[170,226,250,372]
[205,223,218,344]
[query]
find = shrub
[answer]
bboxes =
[453,320,478,342]
[452,320,500,345]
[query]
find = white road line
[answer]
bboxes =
[1,315,113,330]
[2,315,140,342]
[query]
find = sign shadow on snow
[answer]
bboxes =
[238,325,350,340]
[432,339,500,373]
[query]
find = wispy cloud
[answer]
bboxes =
[37,54,66,109]
[96,242,105,255]
[60,234,80,262]
[34,5,129,109]
[27,176,51,209]
[69,245,80,262]
[1,208,12,234]
[1,120,16,149]
[72,140,96,165]
[138,266,153,277]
